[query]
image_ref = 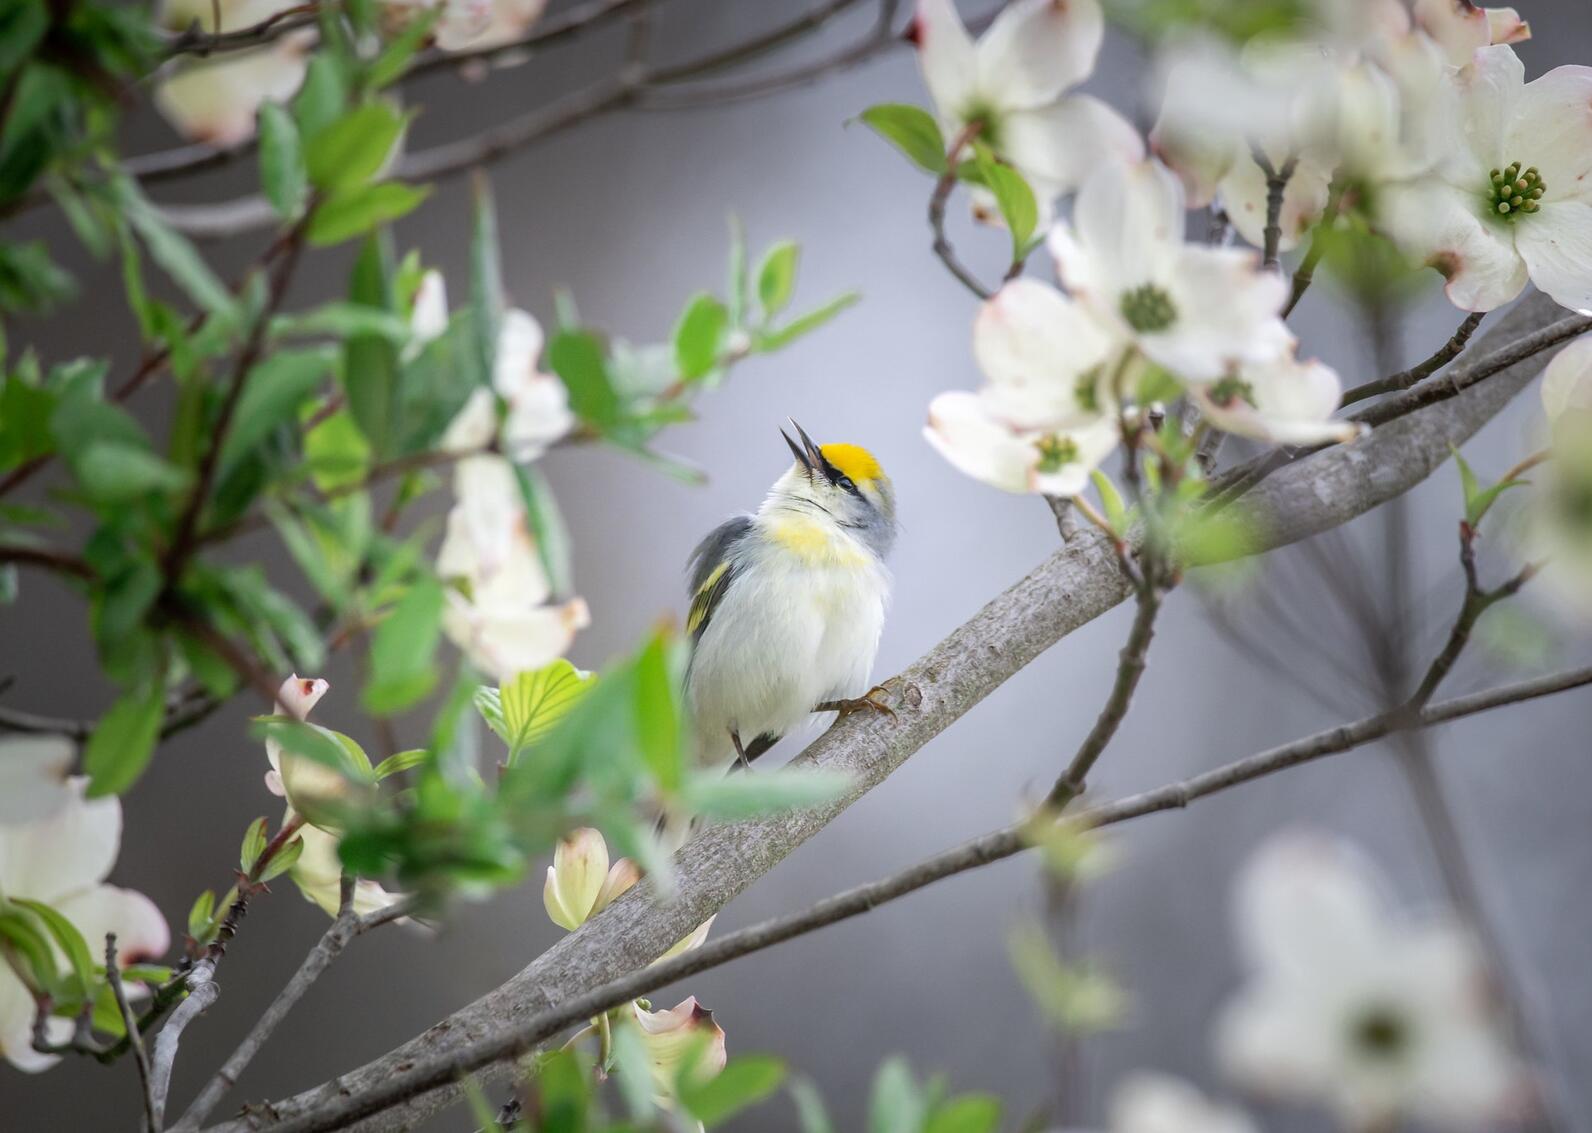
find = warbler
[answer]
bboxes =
[684,421,897,768]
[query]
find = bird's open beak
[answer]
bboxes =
[781,425,814,475]
[786,419,838,482]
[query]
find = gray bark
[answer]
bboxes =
[211,291,1569,1132]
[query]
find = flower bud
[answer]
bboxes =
[627,996,727,1100]
[543,828,634,930]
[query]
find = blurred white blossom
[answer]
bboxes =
[1216,830,1528,1129]
[924,279,1122,497]
[290,820,408,920]
[1189,351,1364,447]
[1413,0,1529,66]
[1380,45,1592,313]
[1104,1072,1259,1133]
[0,780,169,1072]
[1524,337,1592,618]
[0,736,74,826]
[914,0,1142,224]
[1049,160,1292,383]
[436,455,589,680]
[155,0,309,145]
[624,996,727,1109]
[382,0,547,53]
[262,674,351,822]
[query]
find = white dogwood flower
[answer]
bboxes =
[1524,337,1592,618]
[625,996,727,1107]
[262,674,352,824]
[542,827,712,958]
[437,455,589,680]
[0,736,74,825]
[1216,830,1528,1129]
[1106,1073,1260,1133]
[383,0,547,52]
[289,820,408,919]
[1380,45,1592,313]
[0,780,169,1071]
[155,0,309,145]
[1049,160,1292,383]
[1413,0,1530,67]
[914,0,1142,222]
[1190,351,1366,447]
[925,280,1122,497]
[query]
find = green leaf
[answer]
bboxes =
[680,1055,788,1127]
[868,1058,926,1133]
[725,215,749,327]
[363,576,444,714]
[1090,470,1126,531]
[674,293,729,383]
[1008,921,1124,1033]
[83,682,165,797]
[972,143,1038,259]
[609,1016,658,1121]
[307,181,431,246]
[187,890,216,939]
[256,835,303,883]
[373,748,428,780]
[925,1095,1001,1133]
[756,241,800,318]
[494,659,596,762]
[240,816,270,873]
[470,175,504,384]
[680,767,850,821]
[10,899,94,999]
[859,104,947,175]
[634,634,684,792]
[343,234,401,456]
[368,6,438,88]
[548,329,621,429]
[113,177,234,317]
[272,302,412,343]
[258,102,308,220]
[1451,444,1526,527]
[755,292,860,353]
[304,102,406,193]
[514,462,574,598]
[293,52,348,141]
[0,909,58,994]
[0,240,75,313]
[788,1078,835,1133]
[217,346,336,479]
[303,408,372,491]
[75,443,189,502]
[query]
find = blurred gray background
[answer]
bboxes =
[4,2,1591,1129]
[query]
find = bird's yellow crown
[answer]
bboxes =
[820,443,884,486]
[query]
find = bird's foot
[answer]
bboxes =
[815,679,899,721]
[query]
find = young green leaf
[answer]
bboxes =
[304,102,406,193]
[10,899,95,999]
[83,682,165,797]
[307,182,431,246]
[258,103,308,220]
[859,104,947,175]
[680,1055,788,1127]
[514,463,574,598]
[496,659,596,762]
[755,292,859,353]
[293,53,348,141]
[217,347,337,479]
[868,1058,927,1133]
[634,634,684,792]
[256,835,304,883]
[788,1078,835,1133]
[674,293,729,383]
[973,143,1038,259]
[469,174,504,383]
[679,767,850,821]
[187,890,216,940]
[373,748,428,780]
[548,329,622,429]
[363,575,445,715]
[756,241,800,319]
[240,816,270,873]
[342,234,401,456]
[1090,470,1127,531]
[113,178,235,317]
[726,214,749,327]
[74,443,189,503]
[924,1095,1002,1133]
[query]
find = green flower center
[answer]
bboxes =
[1075,367,1102,414]
[1550,477,1592,534]
[1208,376,1258,409]
[1120,284,1178,333]
[1485,161,1545,219]
[960,102,1003,149]
[1034,434,1079,474]
[1350,1004,1411,1060]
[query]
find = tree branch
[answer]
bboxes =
[106,935,158,1132]
[1251,147,1296,273]
[203,663,1592,1133]
[200,290,1573,1133]
[151,963,221,1129]
[1340,311,1486,406]
[929,122,993,300]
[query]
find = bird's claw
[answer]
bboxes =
[815,680,899,721]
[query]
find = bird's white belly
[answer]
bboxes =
[688,546,888,764]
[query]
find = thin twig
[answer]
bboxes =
[150,962,220,1129]
[106,935,158,1132]
[1340,312,1486,406]
[1250,147,1297,273]
[237,665,1592,1133]
[929,122,992,300]
[161,3,319,59]
[0,543,95,579]
[1282,179,1342,317]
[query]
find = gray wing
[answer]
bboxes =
[686,516,753,643]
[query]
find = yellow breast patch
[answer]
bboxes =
[767,515,870,566]
[819,443,883,486]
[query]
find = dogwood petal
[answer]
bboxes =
[0,778,120,902]
[154,47,307,146]
[492,309,547,399]
[53,885,170,967]
[1515,200,1592,314]
[542,828,610,930]
[914,0,977,119]
[1540,335,1592,421]
[276,675,329,721]
[1380,181,1528,311]
[291,822,407,919]
[1453,45,1523,174]
[434,0,547,51]
[0,966,63,1072]
[445,593,589,682]
[924,391,1037,493]
[0,737,74,825]
[1233,830,1389,979]
[410,270,449,344]
[1002,95,1144,199]
[1068,160,1187,297]
[1508,65,1592,203]
[1214,980,1341,1099]
[1151,246,1292,381]
[975,0,1104,110]
[628,997,727,1095]
[1194,355,1364,446]
[1109,1072,1260,1133]
[502,376,574,463]
[440,388,499,455]
[973,280,1115,428]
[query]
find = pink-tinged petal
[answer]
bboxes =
[1219,152,1333,254]
[1153,246,1292,381]
[436,0,547,51]
[1509,65,1592,204]
[275,675,329,721]
[973,280,1115,428]
[0,736,74,826]
[975,0,1104,111]
[593,857,641,916]
[154,47,307,146]
[1515,200,1592,314]
[658,915,715,962]
[629,997,727,1096]
[0,778,120,902]
[1485,7,1529,46]
[0,965,62,1072]
[1003,94,1144,198]
[1414,0,1494,66]
[924,392,1038,493]
[1453,45,1524,174]
[1194,355,1365,446]
[1380,181,1528,311]
[53,885,170,968]
[1540,335,1592,421]
[914,0,976,119]
[1233,829,1390,980]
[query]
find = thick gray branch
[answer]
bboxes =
[210,291,1568,1132]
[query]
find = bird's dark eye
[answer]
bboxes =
[835,475,857,494]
